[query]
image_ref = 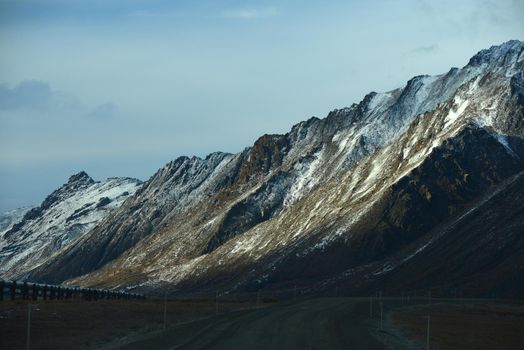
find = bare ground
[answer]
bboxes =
[2,297,523,349]
[0,298,258,350]
[390,300,524,350]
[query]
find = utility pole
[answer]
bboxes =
[426,315,431,350]
[26,304,33,350]
[380,299,383,331]
[163,293,167,330]
[377,291,383,331]
[370,295,373,319]
[215,290,219,315]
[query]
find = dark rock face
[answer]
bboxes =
[376,170,524,298]
[206,172,293,253]
[375,127,523,252]
[238,134,289,183]
[96,197,111,208]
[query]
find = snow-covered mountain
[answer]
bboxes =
[0,172,142,280]
[15,40,524,297]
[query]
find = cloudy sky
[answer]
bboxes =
[0,0,523,212]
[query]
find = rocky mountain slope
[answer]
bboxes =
[18,40,524,298]
[0,172,142,280]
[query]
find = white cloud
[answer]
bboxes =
[0,79,117,120]
[0,80,52,110]
[408,44,439,54]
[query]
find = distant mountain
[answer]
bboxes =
[0,206,34,235]
[0,172,142,280]
[13,40,524,298]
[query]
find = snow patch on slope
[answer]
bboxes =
[444,96,470,128]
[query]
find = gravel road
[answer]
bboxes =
[113,297,405,350]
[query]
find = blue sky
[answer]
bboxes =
[0,0,523,211]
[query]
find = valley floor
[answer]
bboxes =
[0,298,256,349]
[390,300,524,350]
[1,297,523,349]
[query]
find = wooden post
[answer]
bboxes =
[426,315,430,350]
[163,293,167,330]
[370,295,373,319]
[11,281,16,300]
[380,300,383,331]
[215,291,219,315]
[0,280,4,301]
[26,304,32,350]
[21,282,26,300]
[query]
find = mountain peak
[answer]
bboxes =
[67,171,94,185]
[467,39,523,68]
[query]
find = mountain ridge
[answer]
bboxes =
[4,40,522,298]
